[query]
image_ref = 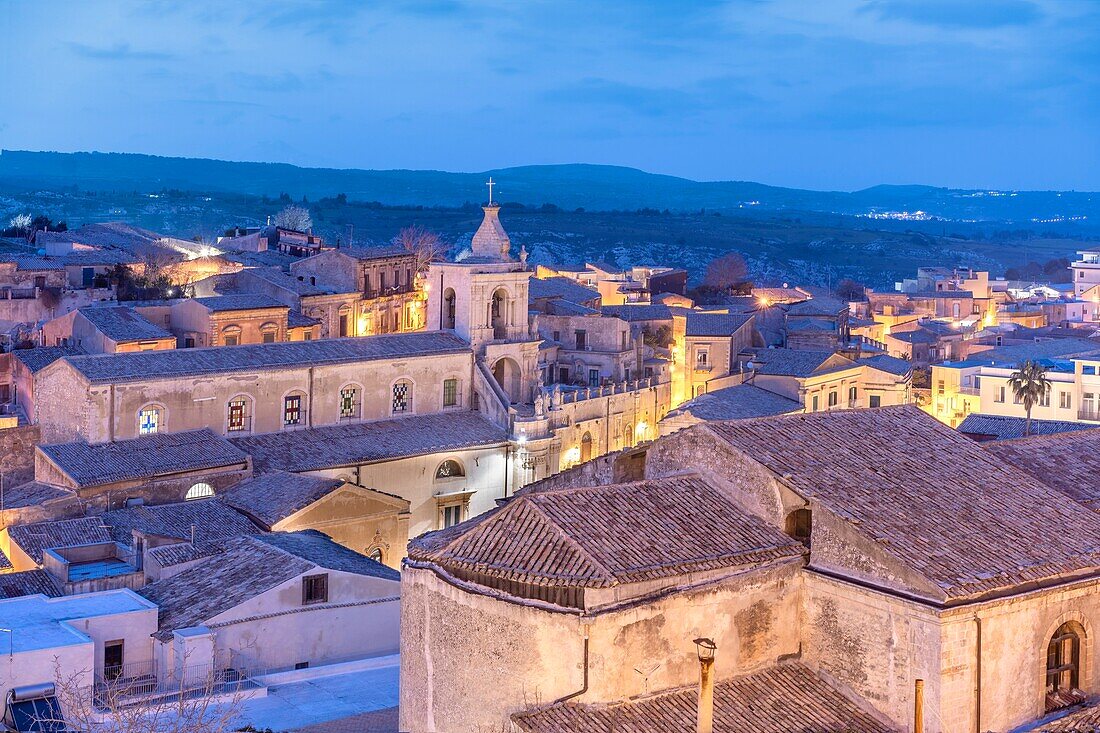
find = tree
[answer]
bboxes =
[273,205,313,232]
[702,253,748,291]
[642,324,674,349]
[1008,360,1051,437]
[42,655,250,733]
[835,278,866,302]
[393,225,445,274]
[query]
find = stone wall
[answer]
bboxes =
[0,424,40,486]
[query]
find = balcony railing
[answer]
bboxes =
[226,416,253,434]
[282,410,309,430]
[1079,408,1100,422]
[93,660,260,709]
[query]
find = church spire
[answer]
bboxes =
[470,178,512,261]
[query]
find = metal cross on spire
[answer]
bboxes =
[486,177,496,206]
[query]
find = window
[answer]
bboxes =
[184,337,195,348]
[363,273,372,294]
[848,386,857,405]
[185,482,215,501]
[937,380,945,396]
[1060,392,1072,410]
[340,386,360,419]
[811,395,819,411]
[575,330,587,350]
[284,394,303,426]
[785,508,812,544]
[1084,393,1096,417]
[580,432,593,462]
[368,547,384,564]
[869,395,881,408]
[588,369,600,387]
[104,641,124,680]
[222,325,242,347]
[443,378,458,407]
[227,397,250,432]
[1040,391,1051,408]
[304,331,313,341]
[441,504,464,529]
[552,330,560,342]
[559,366,570,383]
[138,405,161,435]
[995,386,1006,403]
[1084,365,1097,376]
[224,334,240,346]
[262,331,276,344]
[339,313,349,337]
[1046,623,1083,710]
[302,574,328,605]
[828,391,838,408]
[392,380,412,414]
[380,272,386,290]
[1013,391,1023,405]
[697,350,708,366]
[435,460,464,479]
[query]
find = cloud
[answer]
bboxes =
[68,42,175,61]
[862,0,1042,29]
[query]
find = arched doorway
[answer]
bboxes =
[443,288,456,329]
[580,432,593,462]
[490,288,509,339]
[492,357,523,404]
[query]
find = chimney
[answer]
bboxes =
[693,638,716,733]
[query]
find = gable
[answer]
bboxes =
[278,484,409,530]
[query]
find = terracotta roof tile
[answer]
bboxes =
[986,428,1100,508]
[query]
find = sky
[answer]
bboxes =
[0,0,1098,191]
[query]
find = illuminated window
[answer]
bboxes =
[284,394,303,426]
[138,406,162,435]
[392,380,412,414]
[443,378,458,407]
[185,482,215,501]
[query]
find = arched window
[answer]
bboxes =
[368,547,384,564]
[785,508,812,544]
[443,288,456,329]
[339,385,360,420]
[222,324,242,347]
[227,395,252,433]
[185,482,215,501]
[138,404,163,435]
[623,423,633,449]
[580,432,593,463]
[1047,622,1085,710]
[392,380,412,414]
[283,391,305,427]
[260,322,279,344]
[435,460,465,479]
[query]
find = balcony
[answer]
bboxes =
[94,660,261,710]
[1079,409,1100,422]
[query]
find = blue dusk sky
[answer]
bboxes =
[0,0,1098,191]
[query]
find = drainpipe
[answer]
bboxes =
[695,638,716,733]
[551,626,589,705]
[914,678,924,733]
[974,616,982,733]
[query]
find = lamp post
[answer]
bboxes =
[693,637,716,733]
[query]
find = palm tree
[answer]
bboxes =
[1008,360,1052,437]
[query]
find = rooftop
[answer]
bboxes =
[8,517,112,564]
[985,428,1100,510]
[600,304,673,322]
[786,294,848,316]
[957,414,1096,441]
[12,345,86,374]
[513,663,894,733]
[0,481,76,509]
[0,589,156,653]
[223,472,345,528]
[704,406,1100,601]
[860,354,913,377]
[189,294,289,312]
[103,497,260,547]
[944,338,1100,369]
[747,348,855,378]
[230,411,507,473]
[529,277,601,305]
[408,474,803,600]
[77,305,173,342]
[0,570,61,600]
[38,428,249,488]
[57,331,470,383]
[684,312,755,337]
[664,383,802,422]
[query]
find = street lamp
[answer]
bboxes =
[693,638,716,733]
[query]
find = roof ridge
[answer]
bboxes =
[522,500,615,582]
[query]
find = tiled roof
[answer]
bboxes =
[408,474,803,592]
[38,429,249,488]
[140,535,311,640]
[288,309,321,327]
[12,346,85,374]
[949,338,1100,368]
[888,328,938,344]
[529,277,601,305]
[600,304,672,322]
[544,299,598,316]
[684,312,754,337]
[140,532,397,640]
[223,472,344,528]
[705,406,1100,601]
[247,267,336,296]
[958,414,1095,441]
[331,245,409,261]
[1032,701,1100,731]
[787,295,848,316]
[9,517,112,564]
[189,294,288,312]
[103,498,260,547]
[513,663,895,733]
[230,411,507,473]
[860,354,913,377]
[146,542,209,569]
[0,481,76,509]
[985,428,1100,509]
[786,317,837,332]
[255,531,400,581]
[10,250,140,269]
[60,331,470,383]
[664,384,802,422]
[748,348,855,377]
[78,306,173,342]
[0,570,62,599]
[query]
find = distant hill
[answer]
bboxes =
[2,149,1098,228]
